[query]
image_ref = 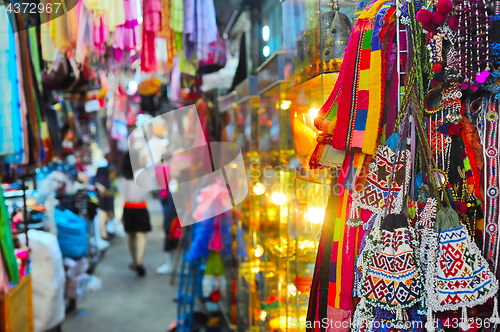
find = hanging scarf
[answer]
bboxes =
[312,0,396,160]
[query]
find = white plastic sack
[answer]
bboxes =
[65,273,89,299]
[20,230,65,331]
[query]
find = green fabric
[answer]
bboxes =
[435,205,461,232]
[0,186,20,284]
[170,0,183,33]
[174,32,183,53]
[179,52,198,76]
[205,251,224,276]
[28,27,43,93]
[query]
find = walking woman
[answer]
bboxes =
[119,151,151,277]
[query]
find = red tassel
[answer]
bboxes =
[422,22,437,32]
[417,9,434,24]
[449,16,459,29]
[436,0,453,15]
[433,12,448,25]
[456,202,468,214]
[431,80,441,88]
[433,64,442,73]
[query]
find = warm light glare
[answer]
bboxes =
[254,244,264,258]
[309,107,319,122]
[307,207,325,224]
[260,310,267,321]
[271,192,287,205]
[253,182,265,195]
[288,284,297,296]
[262,25,270,42]
[280,100,291,110]
[269,316,289,330]
[263,45,270,57]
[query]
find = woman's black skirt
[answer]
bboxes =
[123,207,151,233]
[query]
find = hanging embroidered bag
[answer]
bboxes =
[360,213,425,310]
[426,206,498,314]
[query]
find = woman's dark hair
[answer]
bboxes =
[121,151,134,180]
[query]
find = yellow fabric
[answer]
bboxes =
[106,0,126,32]
[40,0,56,60]
[363,49,382,155]
[83,0,124,31]
[326,115,337,135]
[358,0,392,19]
[44,0,69,50]
[40,22,57,61]
[83,0,108,13]
[358,70,370,91]
[51,14,70,49]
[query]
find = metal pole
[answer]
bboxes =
[22,175,29,248]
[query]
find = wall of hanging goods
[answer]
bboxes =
[302,0,500,330]
[217,0,500,331]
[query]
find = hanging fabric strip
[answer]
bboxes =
[483,98,500,273]
[306,179,338,331]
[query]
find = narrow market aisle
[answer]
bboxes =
[63,197,178,332]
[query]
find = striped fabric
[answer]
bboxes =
[195,0,217,62]
[311,0,397,165]
[170,0,184,33]
[159,0,177,66]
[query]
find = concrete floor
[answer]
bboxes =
[62,197,179,332]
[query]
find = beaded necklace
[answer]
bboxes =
[457,0,491,89]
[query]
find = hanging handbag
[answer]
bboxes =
[425,205,499,330]
[42,52,77,91]
[199,30,227,73]
[360,213,425,311]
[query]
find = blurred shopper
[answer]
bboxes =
[94,158,115,240]
[119,151,151,277]
[154,155,179,274]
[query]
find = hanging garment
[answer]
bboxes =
[40,0,57,61]
[141,0,161,73]
[170,56,182,102]
[159,0,177,66]
[0,186,20,285]
[170,0,184,52]
[113,0,141,61]
[106,0,126,32]
[49,0,70,50]
[183,0,196,59]
[93,14,109,55]
[13,19,29,164]
[311,0,396,166]
[309,152,369,331]
[75,4,94,64]
[0,7,17,157]
[66,0,81,45]
[306,181,340,331]
[16,13,41,164]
